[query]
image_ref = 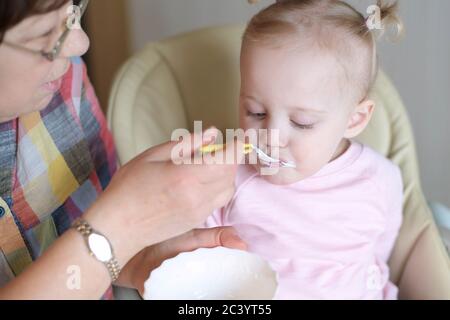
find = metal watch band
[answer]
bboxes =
[73,219,121,282]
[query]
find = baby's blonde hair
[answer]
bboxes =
[244,0,403,103]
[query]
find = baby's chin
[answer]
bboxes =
[253,164,307,185]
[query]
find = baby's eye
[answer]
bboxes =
[290,120,315,130]
[246,111,266,119]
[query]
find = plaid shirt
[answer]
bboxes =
[0,57,117,299]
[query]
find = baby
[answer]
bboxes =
[205,0,404,299]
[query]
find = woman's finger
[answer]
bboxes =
[163,227,247,257]
[188,227,247,251]
[213,226,248,250]
[144,127,219,162]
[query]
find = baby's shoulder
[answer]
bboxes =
[356,143,403,195]
[358,143,401,175]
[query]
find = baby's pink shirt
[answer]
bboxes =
[205,141,403,299]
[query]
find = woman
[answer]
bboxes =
[0,0,245,299]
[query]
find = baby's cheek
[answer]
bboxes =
[291,144,323,173]
[290,142,309,162]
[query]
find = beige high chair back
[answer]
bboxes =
[108,26,450,299]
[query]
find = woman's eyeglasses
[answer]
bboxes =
[3,0,90,62]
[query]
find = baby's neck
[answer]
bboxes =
[330,139,351,163]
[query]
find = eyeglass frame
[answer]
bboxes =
[2,0,90,62]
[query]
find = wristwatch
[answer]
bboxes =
[72,219,121,282]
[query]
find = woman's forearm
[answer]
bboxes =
[0,228,114,300]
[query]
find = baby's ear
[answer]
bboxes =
[343,99,375,139]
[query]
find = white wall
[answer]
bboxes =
[127,0,273,50]
[127,0,450,206]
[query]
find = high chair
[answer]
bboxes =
[107,25,450,299]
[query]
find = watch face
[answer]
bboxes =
[88,233,113,262]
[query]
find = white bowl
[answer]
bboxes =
[143,247,277,300]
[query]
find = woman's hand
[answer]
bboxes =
[117,227,247,296]
[84,128,245,267]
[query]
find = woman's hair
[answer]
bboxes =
[0,0,71,43]
[244,0,404,102]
